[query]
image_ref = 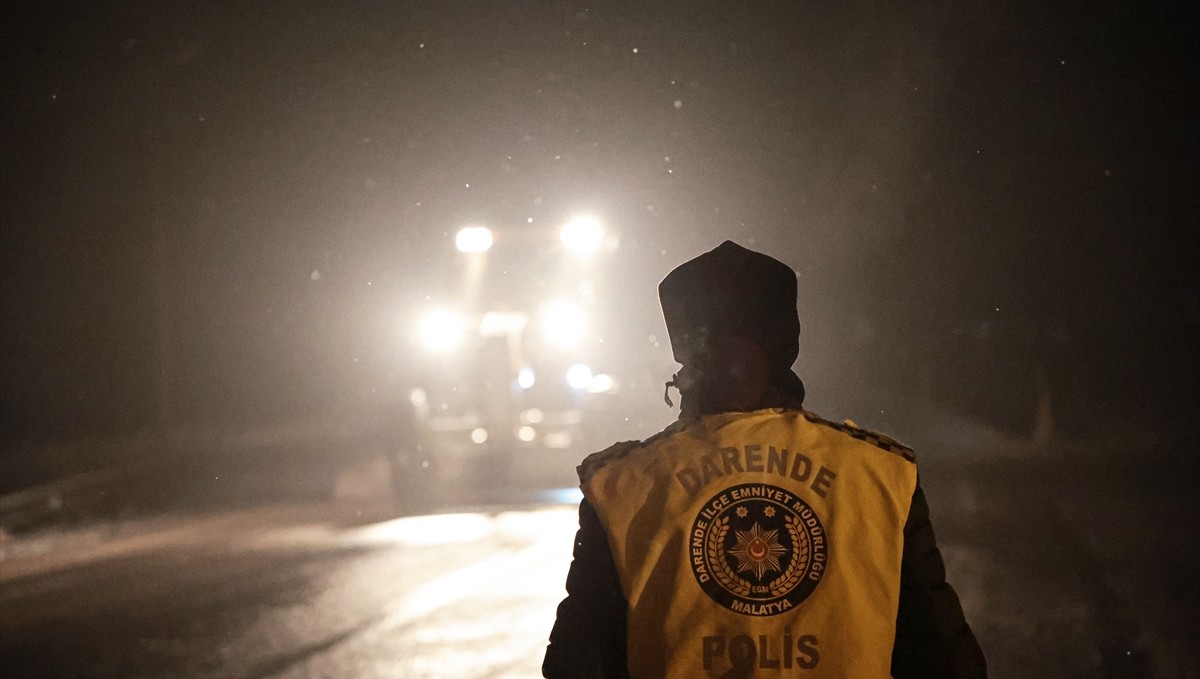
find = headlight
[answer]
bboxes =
[560,215,604,255]
[455,226,493,253]
[540,300,586,348]
[517,367,536,389]
[566,363,593,390]
[587,373,616,394]
[418,309,467,352]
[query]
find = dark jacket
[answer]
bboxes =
[543,439,986,678]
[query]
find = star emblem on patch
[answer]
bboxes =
[728,523,788,579]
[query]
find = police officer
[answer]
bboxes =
[543,241,986,678]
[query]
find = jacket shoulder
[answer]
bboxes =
[801,411,916,462]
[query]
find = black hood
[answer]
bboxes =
[658,240,804,401]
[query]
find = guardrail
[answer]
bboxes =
[0,418,405,535]
[0,466,137,534]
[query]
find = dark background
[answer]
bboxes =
[2,1,1196,485]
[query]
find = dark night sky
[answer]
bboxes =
[2,1,1196,452]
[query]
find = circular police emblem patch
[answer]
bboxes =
[688,483,828,616]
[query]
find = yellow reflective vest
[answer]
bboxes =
[579,408,918,678]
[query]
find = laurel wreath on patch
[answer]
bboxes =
[707,516,754,597]
[768,514,810,596]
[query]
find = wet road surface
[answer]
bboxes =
[1,503,580,679]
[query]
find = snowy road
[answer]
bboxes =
[1,445,1195,679]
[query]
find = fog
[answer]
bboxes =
[1,2,1196,676]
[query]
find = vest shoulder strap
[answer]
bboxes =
[802,411,917,462]
[577,419,698,483]
[577,440,641,484]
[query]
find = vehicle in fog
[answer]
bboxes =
[402,216,626,491]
